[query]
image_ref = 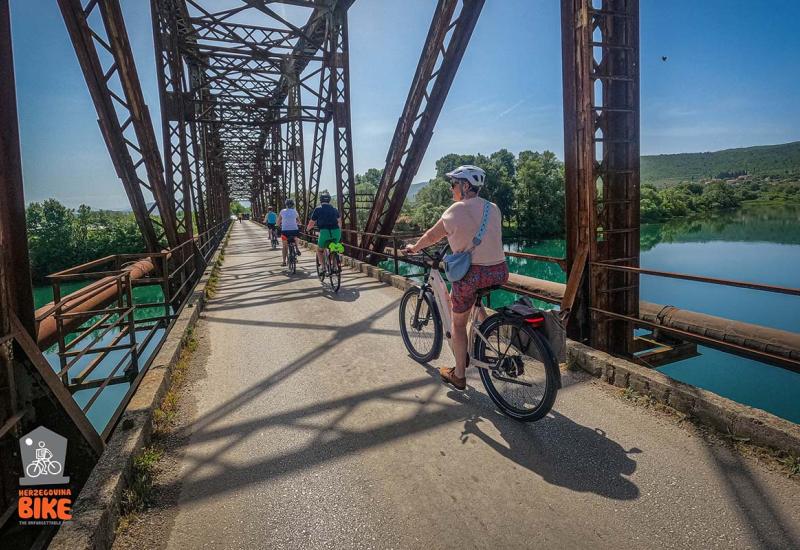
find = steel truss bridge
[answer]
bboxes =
[1,1,798,544]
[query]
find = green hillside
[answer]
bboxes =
[641,141,800,187]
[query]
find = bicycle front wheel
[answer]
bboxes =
[328,253,341,292]
[399,287,442,363]
[473,314,559,422]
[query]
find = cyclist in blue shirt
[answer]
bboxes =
[306,191,340,272]
[264,208,278,242]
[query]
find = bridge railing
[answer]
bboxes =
[33,220,230,439]
[590,262,800,373]
[255,221,798,374]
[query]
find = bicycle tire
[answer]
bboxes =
[288,248,296,274]
[399,287,443,363]
[26,462,42,478]
[473,313,559,422]
[328,253,341,292]
[316,252,325,282]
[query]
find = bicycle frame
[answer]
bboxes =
[415,254,502,371]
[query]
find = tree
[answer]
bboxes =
[230,201,249,215]
[26,200,146,282]
[514,151,565,237]
[26,199,78,280]
[355,168,383,191]
[410,177,451,228]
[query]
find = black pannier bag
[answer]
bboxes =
[501,296,566,364]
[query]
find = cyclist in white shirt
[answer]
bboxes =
[277,199,301,266]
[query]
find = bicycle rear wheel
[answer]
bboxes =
[399,287,442,363]
[328,253,341,292]
[473,313,559,422]
[316,251,325,282]
[288,248,297,274]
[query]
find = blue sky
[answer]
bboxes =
[9,0,800,209]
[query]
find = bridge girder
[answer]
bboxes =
[361,0,485,254]
[58,0,182,250]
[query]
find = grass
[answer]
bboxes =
[204,228,229,299]
[118,446,164,530]
[152,328,197,436]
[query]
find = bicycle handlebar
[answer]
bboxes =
[400,243,448,268]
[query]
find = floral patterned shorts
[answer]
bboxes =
[450,262,509,314]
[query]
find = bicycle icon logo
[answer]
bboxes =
[18,426,70,486]
[25,441,63,478]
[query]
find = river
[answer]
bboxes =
[383,203,800,423]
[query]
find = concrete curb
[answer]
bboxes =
[321,247,800,457]
[50,226,232,550]
[566,341,800,456]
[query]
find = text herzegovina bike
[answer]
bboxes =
[398,246,560,422]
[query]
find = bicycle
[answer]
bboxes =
[316,240,343,292]
[26,456,62,478]
[285,235,299,274]
[398,246,560,422]
[269,226,278,249]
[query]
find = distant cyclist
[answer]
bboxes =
[306,191,341,273]
[265,208,278,242]
[277,199,301,267]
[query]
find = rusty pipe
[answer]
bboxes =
[500,275,799,366]
[35,257,157,350]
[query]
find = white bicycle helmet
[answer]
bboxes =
[445,165,486,187]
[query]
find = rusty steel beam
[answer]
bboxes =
[306,29,333,219]
[151,0,195,242]
[288,83,308,222]
[328,8,358,235]
[362,0,485,254]
[503,273,800,373]
[562,0,640,355]
[0,2,34,340]
[58,0,181,251]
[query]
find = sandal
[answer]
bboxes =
[439,367,466,391]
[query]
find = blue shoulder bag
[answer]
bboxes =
[443,201,491,282]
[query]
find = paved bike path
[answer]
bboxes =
[132,222,800,549]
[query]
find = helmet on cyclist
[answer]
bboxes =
[285,198,294,208]
[445,165,486,188]
[320,191,332,203]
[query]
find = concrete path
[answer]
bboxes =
[134,222,800,549]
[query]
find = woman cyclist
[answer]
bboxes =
[277,199,301,267]
[405,165,508,390]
